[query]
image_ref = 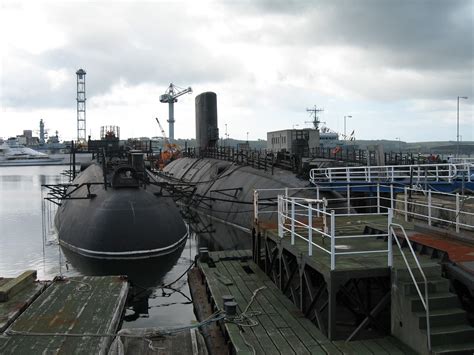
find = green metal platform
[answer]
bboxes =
[0,275,128,354]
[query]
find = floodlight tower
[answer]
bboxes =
[160,83,192,141]
[76,69,87,144]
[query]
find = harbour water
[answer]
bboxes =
[0,165,199,329]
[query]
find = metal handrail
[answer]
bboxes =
[277,195,390,270]
[309,163,462,183]
[308,183,474,233]
[253,186,323,222]
[390,222,431,352]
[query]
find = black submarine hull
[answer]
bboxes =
[55,163,188,259]
[157,157,340,235]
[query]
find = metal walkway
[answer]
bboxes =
[194,250,416,354]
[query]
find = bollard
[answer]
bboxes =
[222,295,235,304]
[224,301,238,316]
[199,247,209,262]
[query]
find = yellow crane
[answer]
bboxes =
[155,117,180,169]
[155,117,170,147]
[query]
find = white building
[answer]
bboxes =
[267,129,320,154]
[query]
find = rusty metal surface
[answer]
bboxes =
[0,276,128,354]
[410,233,474,263]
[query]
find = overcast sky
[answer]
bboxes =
[1,0,473,142]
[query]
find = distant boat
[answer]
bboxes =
[0,138,65,166]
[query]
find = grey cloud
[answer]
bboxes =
[1,2,243,109]
[229,0,473,71]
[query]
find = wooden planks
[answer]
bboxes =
[0,271,37,302]
[199,252,336,354]
[0,278,46,333]
[199,251,418,355]
[188,268,229,354]
[0,276,128,355]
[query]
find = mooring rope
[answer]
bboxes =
[3,310,226,339]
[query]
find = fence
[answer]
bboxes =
[310,163,472,184]
[254,184,474,236]
[253,187,323,223]
[312,184,474,234]
[276,195,392,270]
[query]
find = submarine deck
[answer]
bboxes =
[192,250,415,354]
[0,275,128,354]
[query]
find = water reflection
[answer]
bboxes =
[61,242,191,326]
[0,166,69,279]
[1,166,255,329]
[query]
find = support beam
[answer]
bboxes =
[346,291,391,341]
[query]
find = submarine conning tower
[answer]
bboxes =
[195,91,219,154]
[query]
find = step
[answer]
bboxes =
[432,341,474,355]
[400,278,450,296]
[395,264,442,281]
[410,292,460,312]
[415,307,468,329]
[428,325,474,347]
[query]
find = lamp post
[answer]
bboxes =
[395,137,401,152]
[344,115,352,141]
[246,132,249,143]
[293,124,299,129]
[457,96,468,157]
[224,123,229,146]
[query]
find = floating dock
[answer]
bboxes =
[0,273,128,354]
[190,250,416,354]
[0,271,46,333]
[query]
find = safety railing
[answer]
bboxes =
[277,195,392,270]
[254,183,473,237]
[309,163,472,184]
[449,157,474,165]
[390,221,431,352]
[253,186,323,223]
[396,186,474,233]
[306,183,474,234]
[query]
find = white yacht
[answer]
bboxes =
[0,138,65,166]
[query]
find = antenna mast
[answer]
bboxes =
[306,105,324,131]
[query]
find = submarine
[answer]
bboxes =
[153,92,342,248]
[55,127,188,259]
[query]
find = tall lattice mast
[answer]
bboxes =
[76,69,87,143]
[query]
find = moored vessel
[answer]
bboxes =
[0,138,65,166]
[54,128,188,259]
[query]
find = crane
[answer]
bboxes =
[155,117,170,147]
[155,117,180,169]
[159,83,192,141]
